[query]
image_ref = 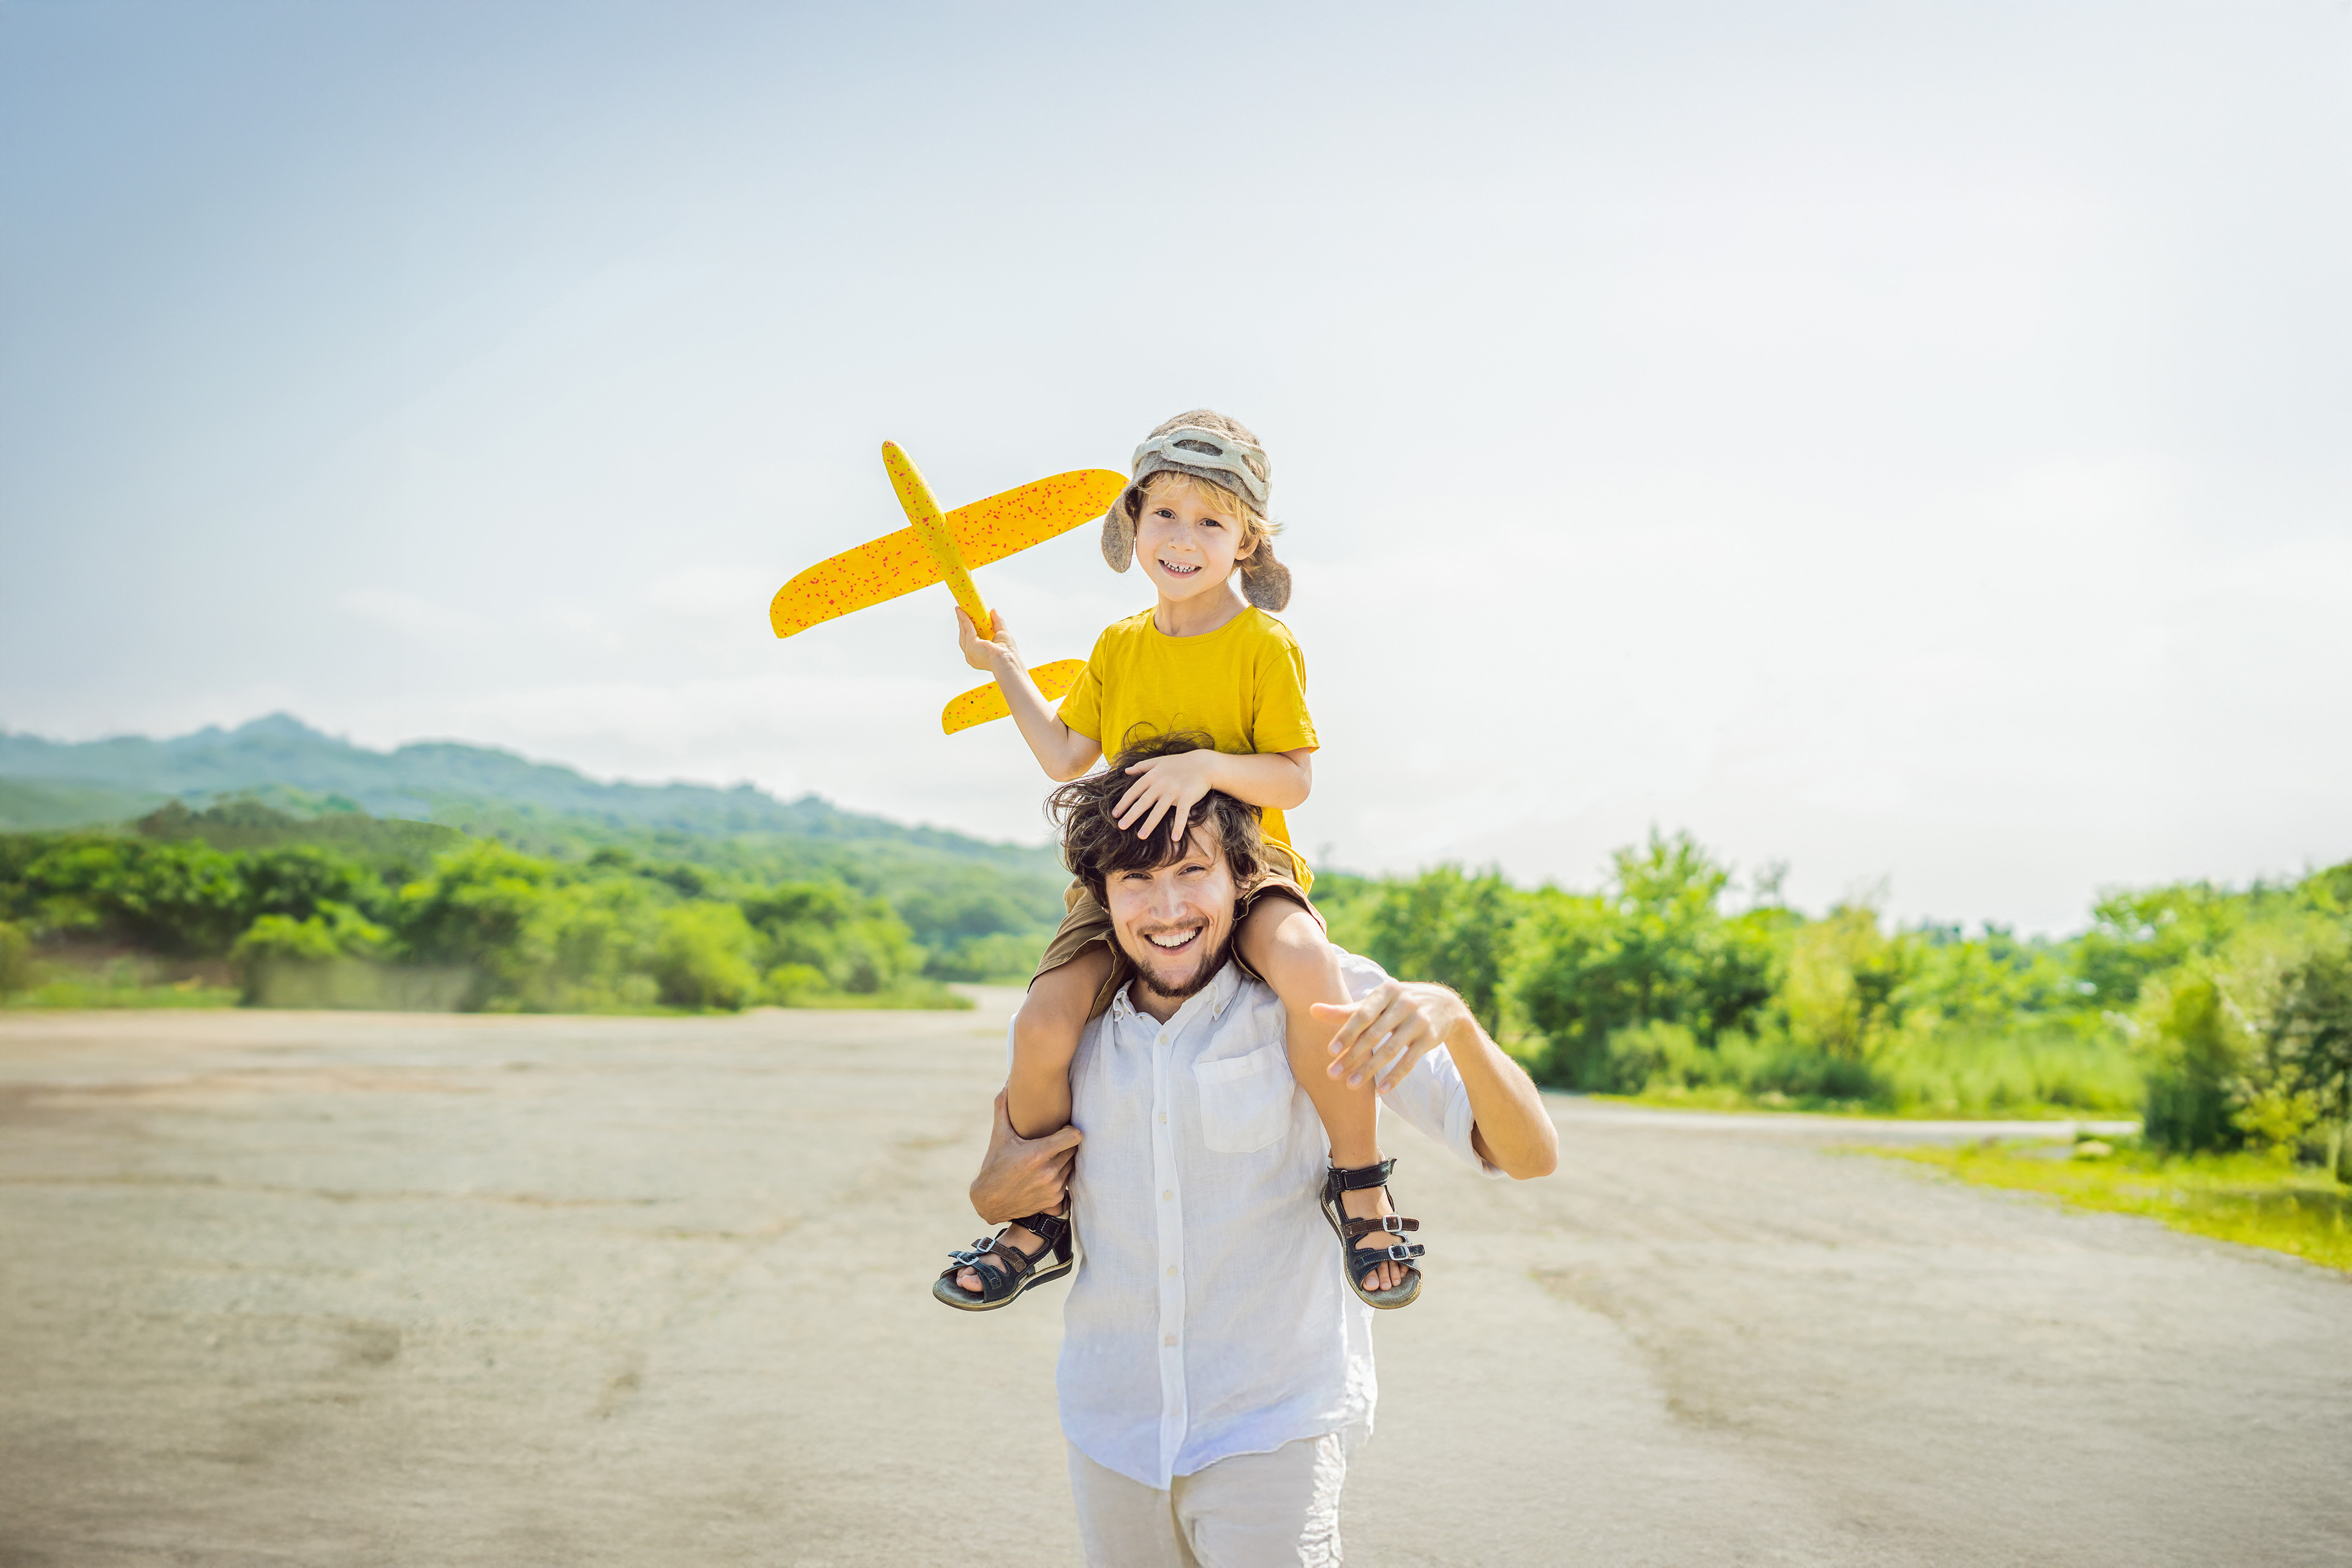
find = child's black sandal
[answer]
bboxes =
[1321,1158,1424,1309]
[932,1212,1074,1311]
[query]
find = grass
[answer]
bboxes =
[1874,1142,2352,1273]
[769,980,975,1011]
[1568,1025,2144,1120]
[1602,1085,2125,1119]
[5,974,241,1009]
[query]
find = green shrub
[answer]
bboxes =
[1602,1019,1713,1093]
[924,930,1047,983]
[0,919,29,1000]
[652,903,761,1011]
[232,901,389,965]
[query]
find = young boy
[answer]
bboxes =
[932,410,1423,1312]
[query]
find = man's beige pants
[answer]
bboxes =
[1066,1433,1351,1567]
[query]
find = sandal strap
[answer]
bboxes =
[965,1232,1036,1281]
[1019,1211,1072,1250]
[1351,1240,1427,1265]
[1328,1158,1398,1192]
[1340,1215,1420,1241]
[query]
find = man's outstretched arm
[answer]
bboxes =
[1311,982,1559,1180]
[969,1088,1084,1224]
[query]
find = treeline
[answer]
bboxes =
[0,808,986,1012]
[1315,831,2352,1174]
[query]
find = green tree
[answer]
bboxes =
[393,841,557,969]
[2267,934,2352,1180]
[21,839,250,955]
[1780,906,1905,1060]
[1364,865,1517,1032]
[1513,831,1776,1088]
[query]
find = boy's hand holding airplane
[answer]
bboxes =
[956,606,1024,676]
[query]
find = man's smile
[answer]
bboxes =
[1143,924,1202,952]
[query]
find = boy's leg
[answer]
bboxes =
[1008,946,1112,1139]
[954,946,1112,1297]
[1236,898,1410,1295]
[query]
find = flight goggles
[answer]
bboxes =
[1130,427,1272,509]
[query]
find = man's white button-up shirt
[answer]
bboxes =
[1038,952,1494,1490]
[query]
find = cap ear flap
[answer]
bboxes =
[1099,488,1137,572]
[1240,541,1291,611]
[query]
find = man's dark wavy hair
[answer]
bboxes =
[1051,731,1272,908]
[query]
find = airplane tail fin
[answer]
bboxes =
[943,659,1087,734]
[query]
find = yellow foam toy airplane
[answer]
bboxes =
[769,443,1127,734]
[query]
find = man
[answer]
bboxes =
[964,735,1558,1566]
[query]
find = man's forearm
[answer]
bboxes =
[1450,1017,1559,1178]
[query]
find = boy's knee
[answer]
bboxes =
[1019,951,1109,1035]
[1242,899,1340,986]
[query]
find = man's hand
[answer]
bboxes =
[1115,748,1222,845]
[1310,980,1476,1093]
[956,607,1021,675]
[970,1090,1082,1224]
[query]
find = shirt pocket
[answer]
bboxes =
[1192,1042,1295,1154]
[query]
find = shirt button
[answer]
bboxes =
[1161,1190,1172,1201]
[1158,1112,1167,1123]
[1167,1264,1178,1276]
[1163,1334,1177,1346]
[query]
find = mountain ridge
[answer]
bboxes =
[0,713,1050,866]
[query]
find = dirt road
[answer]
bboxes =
[2,1004,2346,1566]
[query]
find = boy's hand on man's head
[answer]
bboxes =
[956,607,1020,674]
[1115,748,1219,845]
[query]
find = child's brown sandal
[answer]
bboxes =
[1321,1159,1424,1309]
[932,1212,1074,1311]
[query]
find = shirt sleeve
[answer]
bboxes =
[1248,621,1318,755]
[1334,952,1502,1176]
[1056,629,1109,744]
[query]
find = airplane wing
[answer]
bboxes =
[769,469,1126,639]
[941,658,1088,734]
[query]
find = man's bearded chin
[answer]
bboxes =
[1125,919,1240,1005]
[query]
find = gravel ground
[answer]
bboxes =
[1,1004,2346,1567]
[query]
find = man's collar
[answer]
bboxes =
[1110,959,1243,1033]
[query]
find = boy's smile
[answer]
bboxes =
[1136,476,1252,610]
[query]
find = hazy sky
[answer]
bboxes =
[4,1,2348,933]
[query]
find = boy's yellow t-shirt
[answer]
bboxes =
[1056,606,1319,889]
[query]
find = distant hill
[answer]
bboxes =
[134,797,470,869]
[0,714,1055,872]
[0,778,170,833]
